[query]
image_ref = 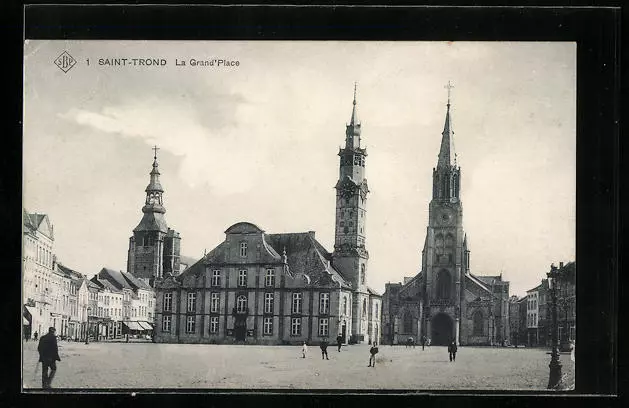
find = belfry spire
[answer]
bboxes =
[346,82,362,148]
[437,81,457,168]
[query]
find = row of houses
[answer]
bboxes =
[508,261,576,348]
[23,209,157,341]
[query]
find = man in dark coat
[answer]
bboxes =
[368,342,379,367]
[38,327,61,389]
[320,338,329,360]
[448,340,458,362]
[336,335,343,352]
[421,335,427,351]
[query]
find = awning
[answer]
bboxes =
[123,321,143,331]
[25,305,37,318]
[138,321,153,330]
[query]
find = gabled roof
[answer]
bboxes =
[98,268,134,291]
[465,273,491,293]
[121,271,153,291]
[266,232,351,288]
[23,209,54,239]
[366,286,381,296]
[56,264,84,282]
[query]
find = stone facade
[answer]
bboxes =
[382,95,510,346]
[153,88,381,345]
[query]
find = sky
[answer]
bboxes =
[23,40,576,297]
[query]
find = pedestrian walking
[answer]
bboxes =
[302,341,308,358]
[421,335,426,351]
[336,335,343,352]
[33,331,38,341]
[448,340,458,362]
[368,342,379,367]
[320,338,329,360]
[37,327,61,389]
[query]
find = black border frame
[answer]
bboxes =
[3,3,621,407]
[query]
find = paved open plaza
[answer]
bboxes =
[22,341,574,390]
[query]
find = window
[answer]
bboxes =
[186,316,195,333]
[210,317,219,334]
[263,317,273,335]
[436,269,451,299]
[403,312,413,333]
[163,293,172,311]
[362,299,367,316]
[240,242,247,257]
[238,270,248,287]
[319,293,329,314]
[264,293,274,314]
[210,293,220,313]
[211,270,221,287]
[291,318,301,336]
[360,264,366,285]
[375,304,379,319]
[187,292,196,312]
[236,295,248,313]
[319,318,329,337]
[292,293,302,314]
[162,315,171,332]
[343,297,348,315]
[265,269,275,287]
[473,311,483,335]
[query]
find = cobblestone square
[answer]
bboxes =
[22,341,575,390]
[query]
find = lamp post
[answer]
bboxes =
[85,306,91,344]
[547,264,562,389]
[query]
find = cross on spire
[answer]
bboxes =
[445,81,454,106]
[152,145,160,160]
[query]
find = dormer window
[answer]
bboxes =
[240,242,247,257]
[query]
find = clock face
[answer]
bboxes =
[439,209,454,225]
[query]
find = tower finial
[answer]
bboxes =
[353,82,357,105]
[445,80,454,107]
[152,145,160,160]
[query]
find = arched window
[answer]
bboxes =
[473,311,484,336]
[343,297,348,315]
[360,264,366,285]
[434,174,440,198]
[362,299,367,316]
[452,173,459,198]
[236,295,247,313]
[403,312,413,333]
[436,269,451,299]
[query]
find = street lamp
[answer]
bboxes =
[547,264,563,389]
[85,306,91,345]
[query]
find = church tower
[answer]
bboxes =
[127,147,181,285]
[421,82,468,345]
[332,84,370,340]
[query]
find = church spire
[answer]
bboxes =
[437,81,457,168]
[346,82,361,148]
[143,145,165,215]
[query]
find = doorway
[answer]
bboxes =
[431,313,454,346]
[234,318,247,342]
[341,322,347,343]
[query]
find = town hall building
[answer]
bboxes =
[382,85,510,346]
[152,87,382,345]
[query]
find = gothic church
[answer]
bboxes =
[382,87,510,346]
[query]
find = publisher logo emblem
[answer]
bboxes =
[54,51,77,73]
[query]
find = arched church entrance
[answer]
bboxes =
[431,313,454,346]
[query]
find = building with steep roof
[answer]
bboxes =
[126,148,182,285]
[382,85,510,346]
[153,88,381,345]
[22,209,56,339]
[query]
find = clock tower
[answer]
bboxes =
[127,147,181,286]
[421,82,468,345]
[332,84,370,341]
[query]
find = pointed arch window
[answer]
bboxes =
[473,311,484,336]
[403,312,413,333]
[452,173,459,198]
[360,264,366,285]
[362,299,367,317]
[436,269,451,299]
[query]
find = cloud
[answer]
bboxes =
[59,97,267,195]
